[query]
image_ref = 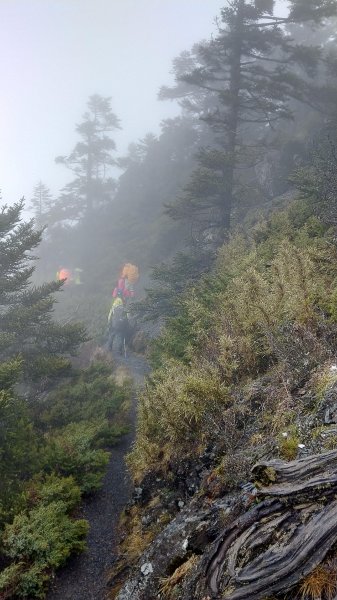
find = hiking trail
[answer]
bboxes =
[47,351,148,600]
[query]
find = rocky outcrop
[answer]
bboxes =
[112,363,337,600]
[115,450,337,600]
[114,497,235,600]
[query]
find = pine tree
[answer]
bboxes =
[54,95,120,220]
[30,181,54,228]
[137,0,337,323]
[0,201,87,381]
[163,0,337,244]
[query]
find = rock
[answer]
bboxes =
[140,563,153,576]
[116,500,230,600]
[182,538,189,551]
[206,450,337,600]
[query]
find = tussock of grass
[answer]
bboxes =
[159,555,199,597]
[299,559,337,599]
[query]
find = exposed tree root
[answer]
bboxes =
[206,450,337,599]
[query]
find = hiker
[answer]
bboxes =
[112,277,125,297]
[107,295,129,354]
[108,293,124,321]
[121,263,139,284]
[56,267,72,285]
[122,263,139,298]
[112,263,139,300]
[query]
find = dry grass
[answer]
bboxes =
[299,560,337,599]
[159,555,199,598]
[120,523,156,561]
[119,506,158,562]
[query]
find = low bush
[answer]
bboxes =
[0,475,87,599]
[44,421,110,493]
[24,473,81,510]
[36,362,130,430]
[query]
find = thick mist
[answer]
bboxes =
[0,0,228,204]
[2,2,337,600]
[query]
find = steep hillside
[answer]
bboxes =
[109,190,337,600]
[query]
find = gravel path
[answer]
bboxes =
[47,352,149,600]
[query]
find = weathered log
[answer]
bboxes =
[252,449,337,486]
[256,471,337,499]
[225,500,337,599]
[205,450,337,600]
[206,500,283,594]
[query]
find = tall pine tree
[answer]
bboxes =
[163,0,337,245]
[29,181,54,228]
[137,0,337,322]
[54,95,120,221]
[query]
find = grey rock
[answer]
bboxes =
[140,563,153,576]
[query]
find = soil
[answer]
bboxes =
[47,351,149,600]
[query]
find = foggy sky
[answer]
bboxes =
[0,0,288,208]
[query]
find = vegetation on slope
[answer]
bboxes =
[0,203,131,598]
[115,130,337,599]
[129,197,336,474]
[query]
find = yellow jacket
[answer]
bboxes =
[108,297,123,322]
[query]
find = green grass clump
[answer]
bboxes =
[279,434,299,461]
[128,359,231,477]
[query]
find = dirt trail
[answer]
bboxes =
[47,352,148,600]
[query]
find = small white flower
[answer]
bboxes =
[298,444,305,449]
[282,432,288,438]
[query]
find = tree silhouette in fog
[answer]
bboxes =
[54,95,120,221]
[163,0,337,245]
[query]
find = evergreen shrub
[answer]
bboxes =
[44,421,110,493]
[0,476,87,599]
[36,362,129,430]
[0,506,87,598]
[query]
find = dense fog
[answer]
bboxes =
[2,2,337,599]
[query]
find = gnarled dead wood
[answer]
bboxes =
[252,449,337,486]
[205,450,337,599]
